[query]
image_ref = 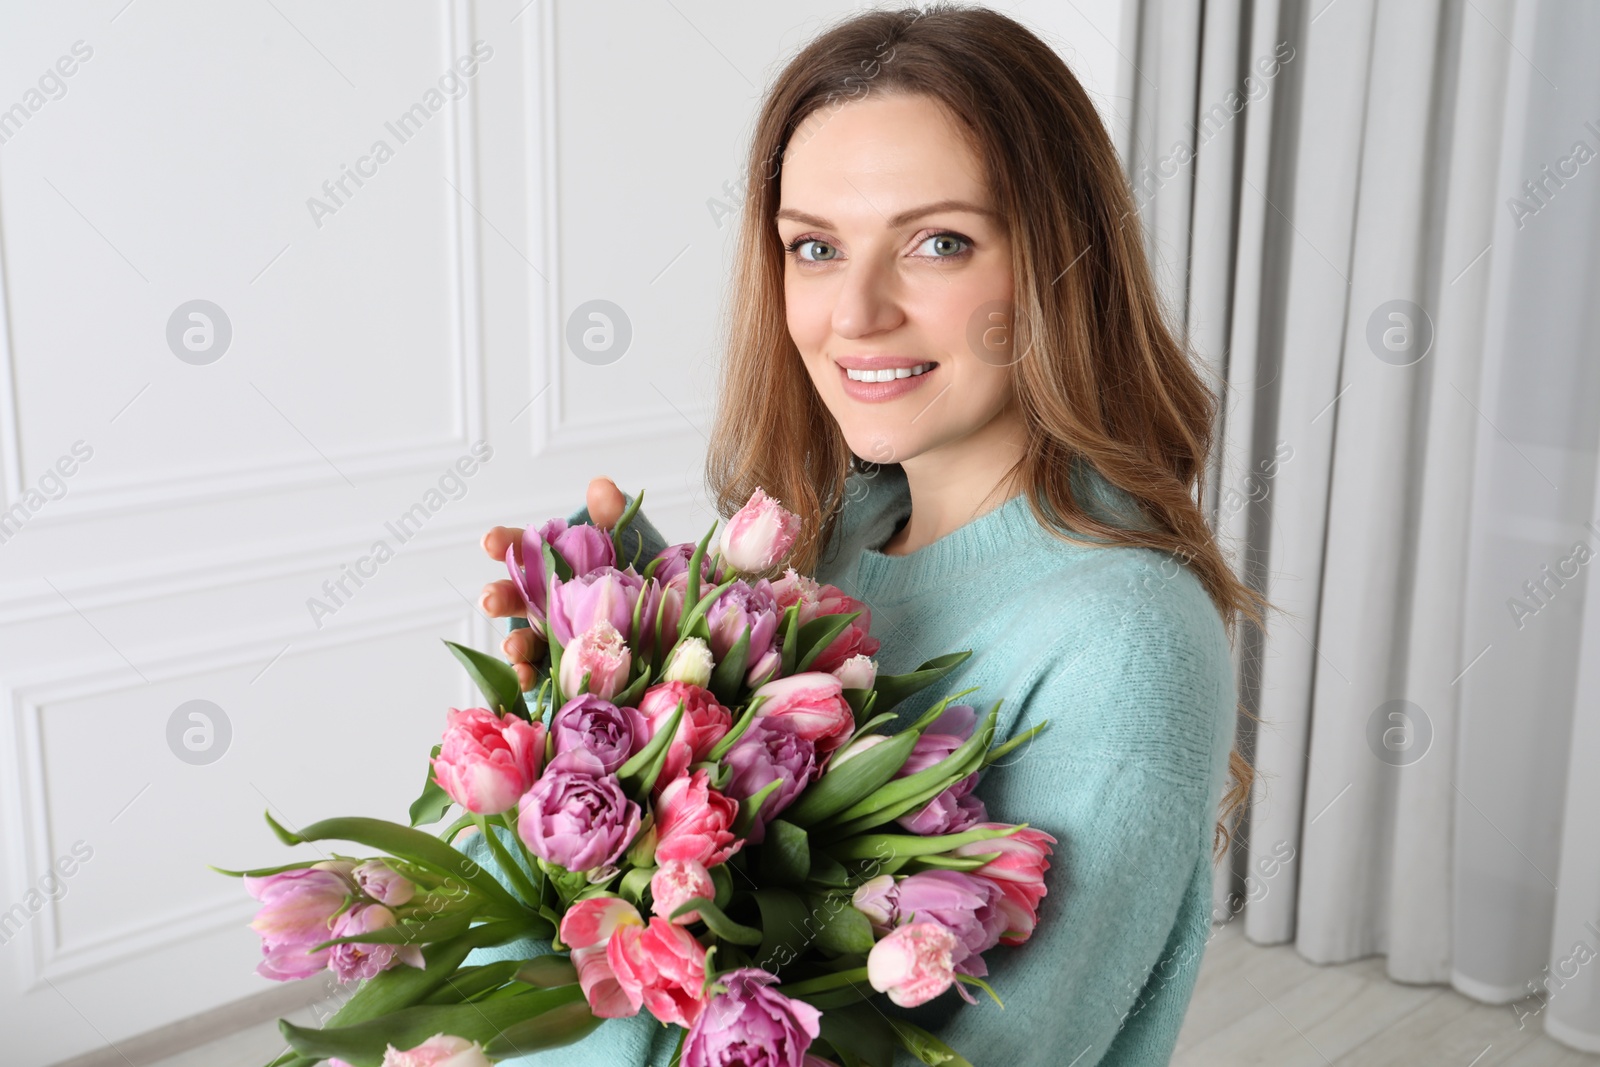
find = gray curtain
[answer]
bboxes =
[1118,0,1600,1050]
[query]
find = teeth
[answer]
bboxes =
[845,362,934,382]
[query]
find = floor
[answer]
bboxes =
[118,919,1600,1067]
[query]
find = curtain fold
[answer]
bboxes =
[1117,0,1600,1051]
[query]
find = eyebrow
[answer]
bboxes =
[774,198,999,230]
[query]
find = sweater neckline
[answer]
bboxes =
[852,470,1037,601]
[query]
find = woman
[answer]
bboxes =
[466,5,1266,1065]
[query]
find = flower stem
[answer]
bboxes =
[473,813,542,909]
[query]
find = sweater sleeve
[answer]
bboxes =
[884,576,1234,1067]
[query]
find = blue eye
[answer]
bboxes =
[784,237,838,261]
[916,233,971,258]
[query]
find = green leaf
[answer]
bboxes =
[794,611,862,673]
[981,720,1049,768]
[752,887,811,972]
[312,923,528,1034]
[611,487,646,567]
[892,1019,977,1066]
[732,779,783,838]
[870,650,974,714]
[443,639,529,720]
[781,730,917,827]
[819,703,1000,838]
[514,955,579,988]
[818,1002,899,1067]
[617,700,682,800]
[807,851,852,888]
[684,521,717,617]
[262,812,531,920]
[778,602,801,678]
[484,999,603,1056]
[281,985,585,1064]
[408,745,452,827]
[619,865,654,907]
[708,624,751,706]
[209,858,324,878]
[679,575,739,645]
[757,820,811,885]
[417,960,521,1005]
[670,897,762,945]
[904,851,1002,873]
[906,686,985,733]
[704,695,768,762]
[310,910,474,952]
[803,891,875,955]
[825,824,1024,862]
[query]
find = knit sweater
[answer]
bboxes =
[457,459,1237,1067]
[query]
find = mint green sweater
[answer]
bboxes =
[458,460,1237,1066]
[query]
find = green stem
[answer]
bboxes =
[473,813,541,908]
[781,965,871,997]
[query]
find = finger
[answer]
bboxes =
[502,627,544,665]
[480,579,527,618]
[513,662,537,692]
[483,525,525,564]
[587,476,626,529]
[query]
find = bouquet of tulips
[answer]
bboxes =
[217,488,1054,1067]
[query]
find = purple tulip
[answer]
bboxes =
[547,566,646,646]
[684,967,821,1067]
[651,542,725,586]
[351,860,415,907]
[327,903,423,982]
[505,518,617,625]
[893,705,987,836]
[550,694,648,774]
[852,870,1006,990]
[516,748,642,873]
[722,718,816,844]
[706,579,780,672]
[244,864,355,981]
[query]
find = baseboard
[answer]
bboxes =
[48,978,335,1067]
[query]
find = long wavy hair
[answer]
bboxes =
[703,3,1272,859]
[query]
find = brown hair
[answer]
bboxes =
[704,3,1272,859]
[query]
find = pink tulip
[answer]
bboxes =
[609,916,709,1028]
[377,1033,494,1066]
[244,864,355,981]
[559,619,631,702]
[750,672,856,755]
[638,683,732,788]
[769,569,882,675]
[867,921,958,1007]
[653,769,742,867]
[327,903,424,982]
[718,487,801,573]
[431,706,546,816]
[561,896,646,1018]
[352,860,415,907]
[548,566,646,646]
[650,858,715,925]
[950,823,1057,945]
[832,653,877,690]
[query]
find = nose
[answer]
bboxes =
[830,250,905,340]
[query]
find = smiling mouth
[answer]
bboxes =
[839,361,939,382]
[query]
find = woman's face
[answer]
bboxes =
[777,92,1019,469]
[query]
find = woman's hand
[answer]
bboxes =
[479,476,627,691]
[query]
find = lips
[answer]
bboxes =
[836,360,940,403]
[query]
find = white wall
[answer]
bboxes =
[0,2,1124,1063]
